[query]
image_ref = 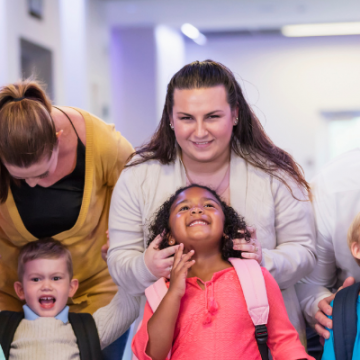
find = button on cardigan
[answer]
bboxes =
[108,151,316,344]
[0,108,134,314]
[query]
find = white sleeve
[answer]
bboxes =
[262,176,317,289]
[296,173,337,325]
[93,287,141,350]
[107,167,158,297]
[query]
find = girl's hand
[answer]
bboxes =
[144,234,180,279]
[232,227,263,264]
[168,244,195,299]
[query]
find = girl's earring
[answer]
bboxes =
[169,123,174,130]
[168,238,176,245]
[233,118,238,126]
[223,233,229,240]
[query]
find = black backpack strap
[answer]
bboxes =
[68,312,103,360]
[255,324,269,360]
[0,311,24,360]
[333,282,360,360]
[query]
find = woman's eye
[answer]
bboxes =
[39,172,49,179]
[208,115,219,119]
[180,117,192,120]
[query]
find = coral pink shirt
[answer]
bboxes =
[132,267,314,360]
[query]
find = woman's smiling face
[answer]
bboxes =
[168,187,225,249]
[171,85,236,164]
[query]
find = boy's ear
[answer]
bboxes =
[14,281,25,301]
[351,242,360,261]
[68,279,79,298]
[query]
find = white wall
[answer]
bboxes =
[0,0,111,121]
[86,0,112,121]
[185,34,360,179]
[155,26,185,121]
[110,26,158,148]
[2,0,62,101]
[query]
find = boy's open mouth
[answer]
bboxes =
[39,296,56,309]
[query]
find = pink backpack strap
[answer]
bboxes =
[145,277,169,312]
[229,258,269,360]
[132,278,172,360]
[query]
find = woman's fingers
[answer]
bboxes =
[158,244,180,259]
[314,323,330,340]
[233,243,257,252]
[314,294,336,338]
[318,294,335,317]
[241,252,260,260]
[151,233,164,248]
[232,238,248,246]
[101,240,110,262]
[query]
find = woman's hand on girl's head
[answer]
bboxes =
[168,244,195,299]
[232,227,263,264]
[144,234,180,279]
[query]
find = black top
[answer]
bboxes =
[10,108,85,239]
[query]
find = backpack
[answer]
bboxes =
[0,311,103,360]
[332,282,360,360]
[133,258,270,360]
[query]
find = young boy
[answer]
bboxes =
[321,212,360,360]
[0,238,139,360]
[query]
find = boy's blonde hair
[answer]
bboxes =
[348,212,360,266]
[18,238,73,281]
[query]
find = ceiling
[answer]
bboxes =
[102,0,360,31]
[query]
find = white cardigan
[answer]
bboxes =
[296,148,360,326]
[108,152,316,343]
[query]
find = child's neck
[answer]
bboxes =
[187,252,231,283]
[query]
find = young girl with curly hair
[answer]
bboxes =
[132,184,313,360]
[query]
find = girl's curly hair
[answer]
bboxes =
[147,184,251,261]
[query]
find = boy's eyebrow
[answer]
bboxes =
[26,271,66,277]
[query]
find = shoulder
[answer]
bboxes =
[121,156,175,182]
[312,148,360,196]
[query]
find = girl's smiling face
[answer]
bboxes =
[168,187,225,249]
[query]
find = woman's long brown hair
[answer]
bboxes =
[127,60,309,198]
[0,80,56,203]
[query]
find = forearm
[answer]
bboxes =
[93,287,141,349]
[146,292,181,360]
[107,249,157,296]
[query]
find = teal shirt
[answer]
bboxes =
[322,296,360,360]
[0,345,5,360]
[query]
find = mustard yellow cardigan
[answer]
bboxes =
[0,108,134,314]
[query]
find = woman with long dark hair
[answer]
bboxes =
[108,60,316,344]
